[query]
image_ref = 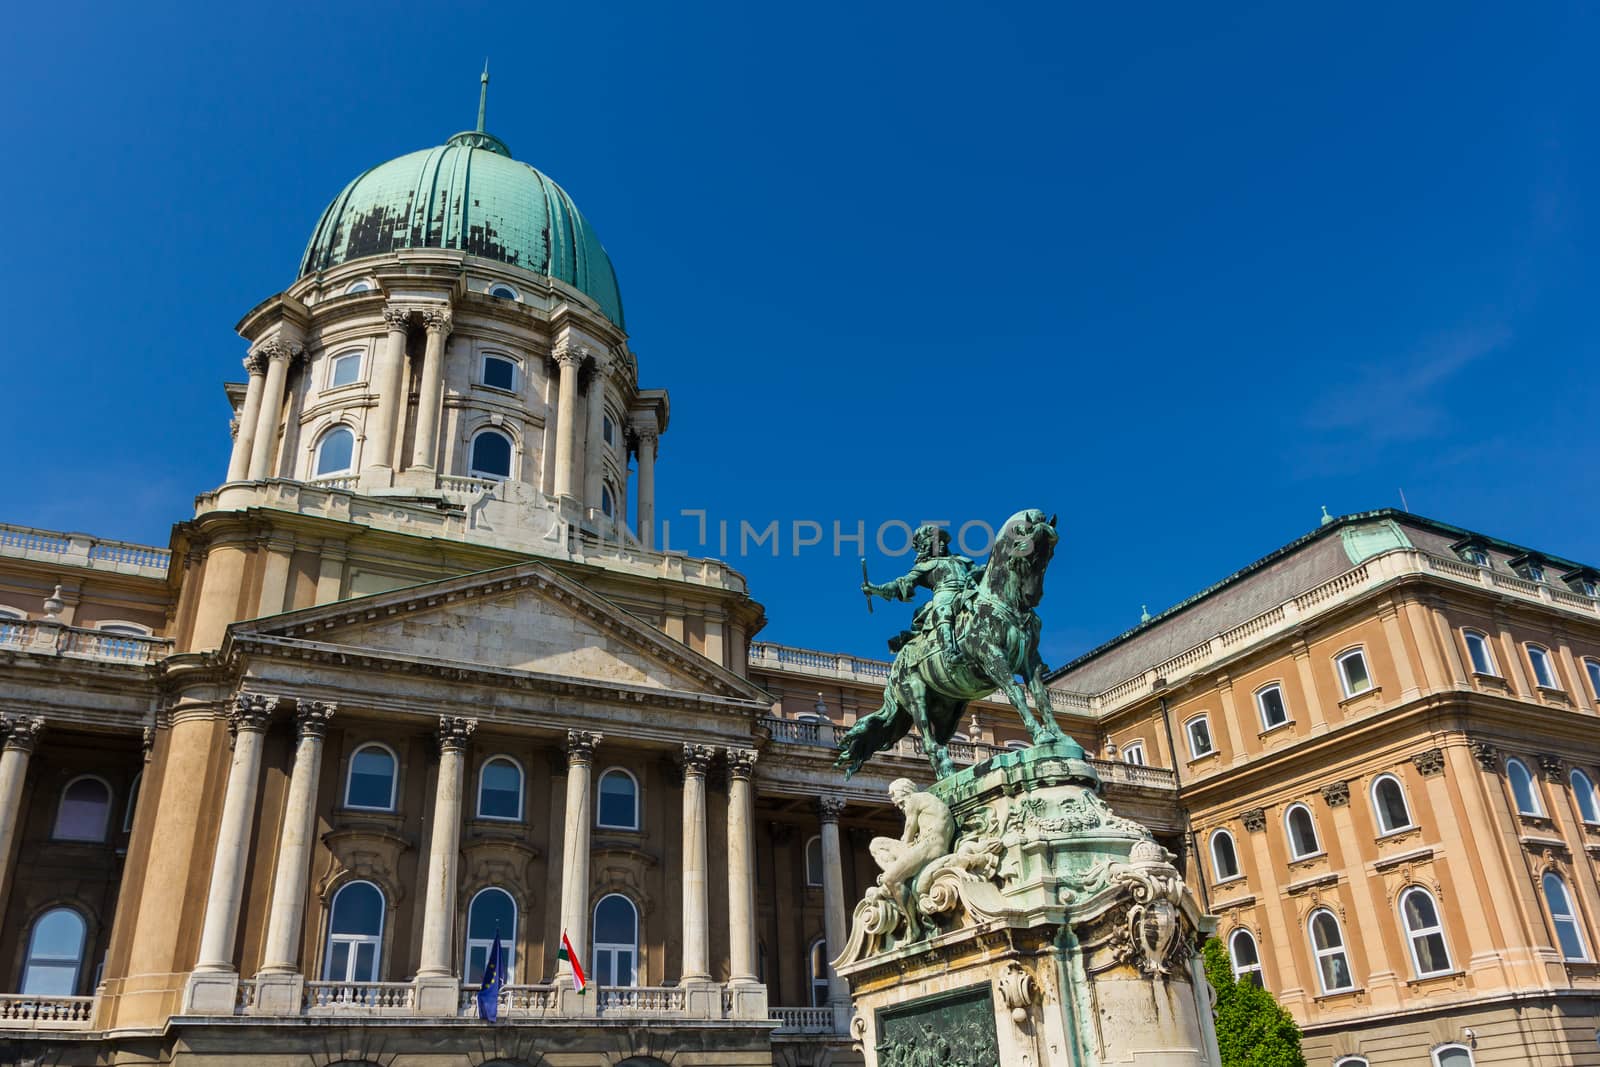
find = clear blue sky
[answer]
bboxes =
[1,2,1595,666]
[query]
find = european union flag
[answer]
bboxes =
[476,932,503,1022]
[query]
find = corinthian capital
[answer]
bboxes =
[382,306,414,331]
[436,716,477,753]
[243,352,269,376]
[817,795,847,822]
[228,693,280,736]
[255,339,303,364]
[725,747,759,781]
[632,425,660,450]
[422,308,453,334]
[681,743,716,778]
[1,715,46,753]
[566,729,602,765]
[297,701,337,741]
[552,342,588,369]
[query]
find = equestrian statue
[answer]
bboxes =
[836,509,1087,780]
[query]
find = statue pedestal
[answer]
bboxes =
[835,743,1221,1066]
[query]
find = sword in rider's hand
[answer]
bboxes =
[861,559,873,614]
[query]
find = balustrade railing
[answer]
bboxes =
[771,1005,836,1034]
[235,980,257,1012]
[0,522,168,573]
[597,985,686,1013]
[458,984,556,1016]
[60,628,171,664]
[303,981,415,1013]
[308,474,359,490]
[0,994,95,1029]
[439,475,498,495]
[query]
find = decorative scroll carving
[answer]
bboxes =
[228,694,279,736]
[1241,807,1267,833]
[1321,781,1351,807]
[1410,748,1445,776]
[996,961,1038,1024]
[0,715,46,753]
[435,716,477,752]
[297,701,337,741]
[566,729,602,765]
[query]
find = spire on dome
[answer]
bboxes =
[445,63,511,156]
[477,60,489,133]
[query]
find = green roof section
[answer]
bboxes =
[299,129,625,329]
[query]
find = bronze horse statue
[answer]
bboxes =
[836,509,1086,779]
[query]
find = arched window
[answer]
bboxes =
[1507,758,1541,816]
[1371,774,1413,834]
[327,348,363,387]
[1336,648,1373,697]
[1586,658,1600,700]
[1399,886,1451,977]
[601,485,615,519]
[487,283,518,300]
[603,414,617,447]
[1334,1059,1370,1067]
[804,836,824,887]
[314,426,356,476]
[1228,928,1262,987]
[1463,629,1496,675]
[469,429,513,479]
[1285,803,1320,859]
[1255,684,1289,730]
[596,768,638,830]
[1432,1045,1473,1067]
[1527,644,1560,689]
[592,894,639,987]
[808,937,830,1007]
[344,743,397,811]
[1308,908,1354,993]
[1184,715,1214,759]
[123,770,142,833]
[20,907,87,995]
[1003,740,1029,752]
[53,776,112,842]
[1210,829,1241,882]
[476,757,523,821]
[465,887,516,985]
[1543,872,1588,960]
[1573,769,1600,825]
[343,279,374,295]
[1122,741,1146,765]
[324,881,385,981]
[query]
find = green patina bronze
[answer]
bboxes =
[837,509,1087,780]
[875,985,998,1067]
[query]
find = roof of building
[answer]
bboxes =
[298,80,625,329]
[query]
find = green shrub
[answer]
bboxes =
[1202,937,1307,1067]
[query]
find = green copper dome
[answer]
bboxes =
[300,130,625,328]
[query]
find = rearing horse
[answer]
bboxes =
[836,509,1083,779]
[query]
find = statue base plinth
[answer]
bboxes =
[836,744,1221,1066]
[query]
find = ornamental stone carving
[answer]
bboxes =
[1540,754,1565,783]
[566,729,602,765]
[680,743,715,776]
[382,306,413,330]
[297,701,337,740]
[228,694,279,736]
[725,747,759,781]
[255,338,303,364]
[996,961,1038,1024]
[817,795,848,822]
[1,715,46,753]
[421,308,453,334]
[435,716,477,752]
[1241,807,1267,833]
[1468,739,1499,771]
[141,725,155,763]
[242,352,268,376]
[552,342,588,368]
[1321,781,1351,807]
[1411,748,1446,776]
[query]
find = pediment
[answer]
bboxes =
[233,561,768,703]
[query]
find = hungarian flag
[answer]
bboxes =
[558,931,587,993]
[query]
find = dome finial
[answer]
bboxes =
[477,59,490,133]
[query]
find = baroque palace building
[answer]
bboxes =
[2,91,1598,1067]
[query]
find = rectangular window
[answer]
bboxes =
[482,355,517,391]
[1123,742,1146,766]
[328,351,362,388]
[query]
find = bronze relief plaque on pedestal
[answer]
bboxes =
[875,983,999,1067]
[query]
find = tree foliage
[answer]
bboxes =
[1202,937,1307,1067]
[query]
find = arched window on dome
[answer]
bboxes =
[343,279,374,295]
[469,430,513,480]
[488,283,519,301]
[314,426,356,478]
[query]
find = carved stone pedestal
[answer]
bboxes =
[835,742,1221,1066]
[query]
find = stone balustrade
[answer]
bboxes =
[0,522,169,576]
[303,980,416,1014]
[0,994,96,1030]
[596,985,686,1014]
[0,620,172,664]
[457,984,558,1016]
[770,1004,838,1034]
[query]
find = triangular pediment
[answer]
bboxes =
[233,561,769,704]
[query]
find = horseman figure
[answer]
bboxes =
[837,509,1092,781]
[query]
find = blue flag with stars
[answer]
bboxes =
[476,931,503,1021]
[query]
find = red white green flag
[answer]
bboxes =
[558,931,587,993]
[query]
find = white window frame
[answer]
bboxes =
[1572,769,1600,825]
[1527,643,1560,690]
[1285,803,1321,859]
[1209,829,1241,883]
[1184,715,1215,760]
[464,886,517,985]
[1335,1059,1370,1067]
[807,937,830,1008]
[595,767,640,831]
[1463,629,1497,676]
[804,835,824,887]
[326,348,364,388]
[343,742,399,812]
[1371,773,1414,834]
[1307,907,1355,993]
[1544,872,1589,960]
[53,774,113,843]
[1228,928,1262,987]
[323,880,386,982]
[1525,561,1547,583]
[1122,741,1146,766]
[475,756,524,822]
[1398,885,1452,978]
[487,283,519,301]
[601,484,615,519]
[1255,683,1290,731]
[1459,545,1489,567]
[1431,1045,1474,1067]
[592,893,640,987]
[343,279,374,295]
[467,428,514,480]
[20,907,87,995]
[1507,758,1542,816]
[480,353,519,392]
[313,425,357,477]
[1335,647,1373,697]
[1586,658,1600,700]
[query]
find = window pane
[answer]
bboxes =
[1259,687,1287,726]
[316,427,354,474]
[483,358,515,390]
[595,951,615,987]
[1435,1050,1471,1067]
[1124,745,1145,765]
[1230,931,1258,967]
[354,941,377,981]
[1587,660,1600,697]
[1574,772,1599,823]
[471,432,512,477]
[467,945,488,985]
[1530,648,1556,688]
[468,889,515,939]
[1213,834,1237,879]
[1509,762,1539,814]
[328,941,350,981]
[1555,918,1587,960]
[1312,912,1341,949]
[1320,951,1352,990]
[598,773,636,827]
[22,962,79,996]
[331,883,384,936]
[806,837,824,885]
[595,896,636,945]
[1291,809,1318,855]
[55,779,110,841]
[329,353,361,387]
[1377,779,1410,830]
[1341,653,1371,693]
[1414,931,1450,974]
[615,949,634,987]
[1466,634,1493,674]
[479,760,521,819]
[347,749,394,809]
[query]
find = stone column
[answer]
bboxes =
[557,730,601,994]
[410,309,452,472]
[551,345,584,500]
[415,716,475,1012]
[583,354,611,511]
[364,307,412,480]
[634,426,658,550]
[226,353,268,482]
[252,701,336,1014]
[681,745,715,984]
[817,795,850,1029]
[184,694,277,1013]
[246,341,300,481]
[0,717,45,923]
[724,747,767,1018]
